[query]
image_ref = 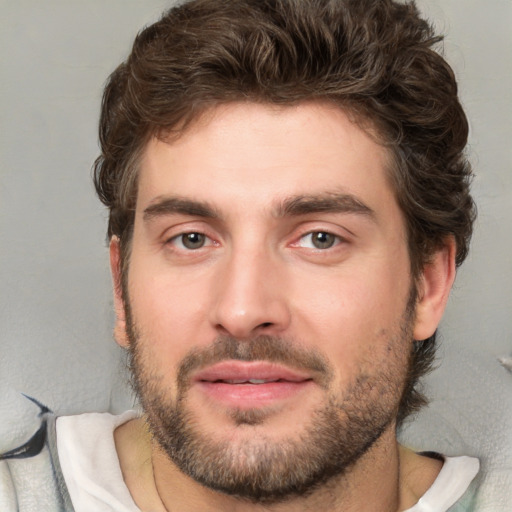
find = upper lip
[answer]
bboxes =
[192,361,313,384]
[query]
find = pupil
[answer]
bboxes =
[183,233,205,249]
[313,232,335,249]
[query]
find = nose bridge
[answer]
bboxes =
[210,236,290,338]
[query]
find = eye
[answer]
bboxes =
[173,232,208,250]
[298,231,339,250]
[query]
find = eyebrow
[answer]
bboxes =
[142,192,375,223]
[275,192,375,219]
[143,197,220,222]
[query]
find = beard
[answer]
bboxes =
[125,306,414,504]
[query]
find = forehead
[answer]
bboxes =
[136,102,397,218]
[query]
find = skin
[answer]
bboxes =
[111,102,455,511]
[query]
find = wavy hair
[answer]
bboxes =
[93,0,476,425]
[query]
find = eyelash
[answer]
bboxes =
[294,231,343,250]
[167,232,216,250]
[166,229,344,253]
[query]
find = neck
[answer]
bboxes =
[115,418,441,512]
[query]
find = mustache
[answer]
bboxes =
[177,335,333,391]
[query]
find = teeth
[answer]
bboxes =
[221,378,280,384]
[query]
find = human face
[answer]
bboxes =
[118,102,415,500]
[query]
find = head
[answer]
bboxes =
[94,0,475,503]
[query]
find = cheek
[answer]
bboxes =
[295,269,405,332]
[290,263,411,376]
[127,260,212,358]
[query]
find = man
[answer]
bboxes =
[0,0,479,510]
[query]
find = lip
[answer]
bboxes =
[193,361,313,383]
[192,361,315,409]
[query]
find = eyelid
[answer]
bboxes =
[288,222,351,246]
[160,220,221,249]
[166,231,217,249]
[294,231,344,249]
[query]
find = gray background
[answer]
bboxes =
[1,1,511,509]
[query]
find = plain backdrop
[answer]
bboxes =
[1,0,511,509]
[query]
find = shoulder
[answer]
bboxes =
[56,409,139,511]
[404,452,480,512]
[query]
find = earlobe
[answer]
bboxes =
[413,238,457,341]
[110,237,130,348]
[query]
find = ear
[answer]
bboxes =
[110,236,130,348]
[413,237,457,341]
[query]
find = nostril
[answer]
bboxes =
[259,322,273,329]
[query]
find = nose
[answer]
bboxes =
[209,246,291,339]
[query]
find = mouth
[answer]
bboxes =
[191,361,315,409]
[211,378,293,384]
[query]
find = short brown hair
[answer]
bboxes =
[93,0,476,425]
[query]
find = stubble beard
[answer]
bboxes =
[125,309,414,505]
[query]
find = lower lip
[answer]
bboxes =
[196,380,313,409]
